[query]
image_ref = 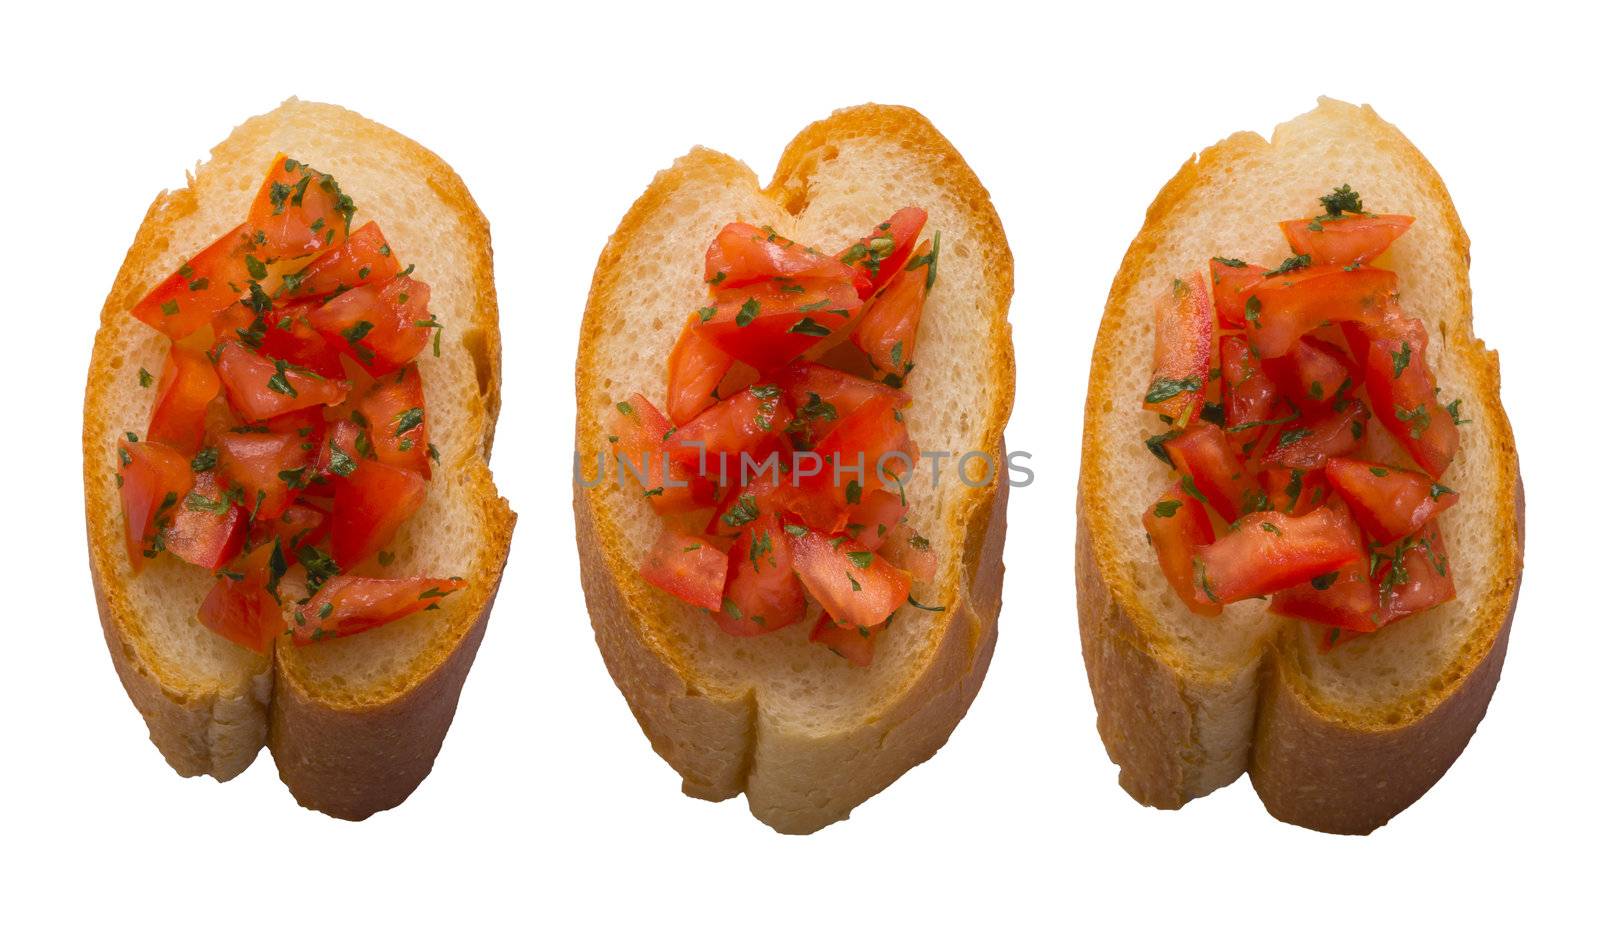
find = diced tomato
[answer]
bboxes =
[1263,335,1360,411]
[711,514,806,635]
[1270,557,1380,632]
[796,394,915,532]
[640,528,728,611]
[1142,482,1220,617]
[307,276,434,377]
[289,221,400,298]
[836,207,928,299]
[876,522,936,583]
[248,503,329,560]
[198,543,284,654]
[214,428,313,521]
[691,277,863,373]
[1164,422,1263,522]
[1325,457,1459,544]
[313,418,365,489]
[1191,502,1363,604]
[607,394,714,514]
[290,575,466,645]
[130,223,258,339]
[1210,258,1267,327]
[246,153,350,259]
[847,489,909,551]
[162,470,245,570]
[665,318,735,426]
[213,340,349,422]
[852,238,934,385]
[1375,521,1456,623]
[330,458,427,568]
[1265,400,1368,471]
[667,385,794,484]
[790,529,911,629]
[1358,311,1459,478]
[811,613,879,667]
[705,222,859,291]
[705,471,785,539]
[773,361,908,447]
[1263,467,1329,517]
[1220,335,1277,447]
[1242,266,1396,358]
[146,345,221,455]
[117,438,194,569]
[1144,271,1214,421]
[256,299,346,378]
[358,366,430,477]
[1280,214,1414,267]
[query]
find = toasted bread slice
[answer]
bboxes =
[575,105,1013,833]
[84,99,515,819]
[1078,98,1522,834]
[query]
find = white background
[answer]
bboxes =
[3,2,1593,925]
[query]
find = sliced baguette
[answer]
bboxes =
[1078,97,1523,834]
[575,105,1014,834]
[84,99,515,819]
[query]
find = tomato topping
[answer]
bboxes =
[213,340,349,422]
[255,299,346,379]
[1270,557,1380,633]
[246,154,351,259]
[691,277,863,373]
[796,394,915,532]
[876,522,937,583]
[852,237,935,386]
[117,438,194,569]
[248,503,330,560]
[847,489,909,552]
[1325,457,1458,545]
[705,222,859,291]
[1210,258,1267,327]
[712,514,806,636]
[130,223,258,339]
[664,318,735,426]
[357,366,430,477]
[215,428,315,521]
[1357,311,1459,478]
[1241,266,1395,358]
[1262,467,1329,517]
[1264,400,1368,471]
[198,543,285,655]
[307,276,434,377]
[1262,335,1360,411]
[146,344,221,455]
[290,221,401,298]
[773,361,908,447]
[1220,335,1278,447]
[330,458,426,568]
[667,384,794,483]
[607,394,714,514]
[1191,503,1364,605]
[1374,521,1455,623]
[790,529,911,629]
[1280,214,1414,267]
[640,528,729,611]
[1144,271,1214,421]
[313,418,365,490]
[836,207,930,300]
[1163,422,1264,522]
[162,470,245,570]
[291,575,465,645]
[811,613,880,667]
[1142,482,1220,617]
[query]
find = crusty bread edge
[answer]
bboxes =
[574,104,1014,832]
[1077,99,1523,832]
